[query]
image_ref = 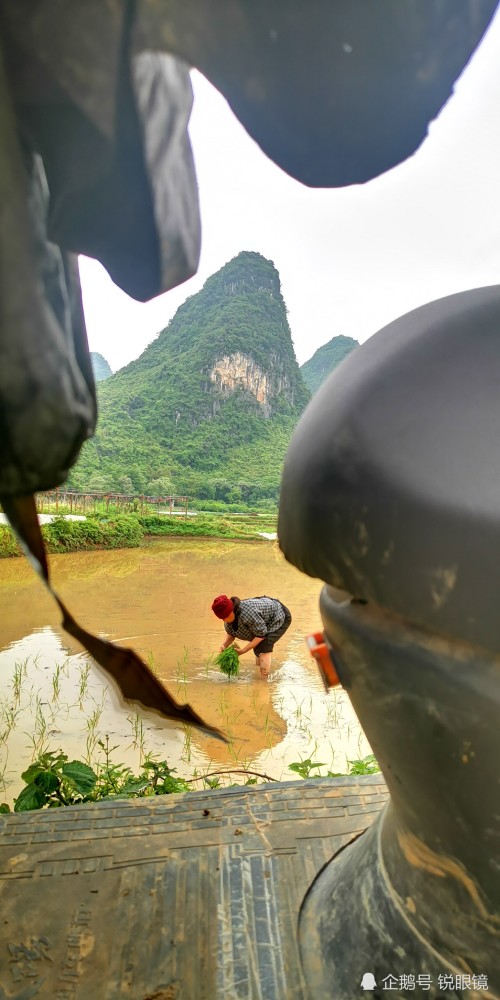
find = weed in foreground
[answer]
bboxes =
[0,745,380,813]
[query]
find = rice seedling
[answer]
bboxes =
[11,660,26,704]
[215,646,239,677]
[146,650,158,672]
[325,689,342,729]
[0,750,9,797]
[51,662,62,703]
[216,689,229,723]
[0,703,19,745]
[290,692,304,723]
[175,647,189,685]
[127,712,147,761]
[225,740,245,766]
[250,691,265,724]
[84,697,105,764]
[273,693,285,716]
[78,662,91,709]
[26,682,36,711]
[25,697,49,759]
[262,709,286,746]
[60,657,71,678]
[202,653,215,676]
[181,724,192,764]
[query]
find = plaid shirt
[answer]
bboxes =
[224,597,285,640]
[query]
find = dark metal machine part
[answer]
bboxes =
[280,284,500,655]
[300,587,500,998]
[279,288,500,997]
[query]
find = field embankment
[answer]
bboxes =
[0,512,278,558]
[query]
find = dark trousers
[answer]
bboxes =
[254,604,292,656]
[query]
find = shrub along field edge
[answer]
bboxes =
[0,512,278,558]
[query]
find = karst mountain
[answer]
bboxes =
[90,352,113,382]
[72,252,311,504]
[300,335,359,393]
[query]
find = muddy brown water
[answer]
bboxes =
[0,538,370,804]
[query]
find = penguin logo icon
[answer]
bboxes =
[361,973,377,990]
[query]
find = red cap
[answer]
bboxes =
[212,595,234,619]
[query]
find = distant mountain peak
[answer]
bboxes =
[301,335,359,393]
[73,252,310,501]
[199,250,282,304]
[90,352,113,382]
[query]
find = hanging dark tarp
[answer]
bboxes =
[0,3,207,733]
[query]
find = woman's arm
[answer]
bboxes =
[219,633,235,653]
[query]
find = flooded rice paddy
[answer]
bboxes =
[0,538,371,805]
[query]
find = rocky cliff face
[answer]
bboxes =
[209,350,295,417]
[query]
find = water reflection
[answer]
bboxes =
[0,539,370,804]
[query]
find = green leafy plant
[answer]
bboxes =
[288,753,380,780]
[345,754,380,775]
[288,758,326,779]
[140,759,191,795]
[215,646,240,677]
[8,746,194,812]
[14,751,97,811]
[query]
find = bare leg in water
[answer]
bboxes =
[259,652,271,679]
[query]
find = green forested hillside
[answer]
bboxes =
[70,253,310,504]
[90,352,113,382]
[300,335,358,393]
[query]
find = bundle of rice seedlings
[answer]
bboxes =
[215,646,240,677]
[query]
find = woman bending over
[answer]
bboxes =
[212,594,292,679]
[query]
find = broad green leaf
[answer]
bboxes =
[21,763,45,784]
[34,770,60,794]
[61,761,97,793]
[14,783,45,812]
[0,803,11,813]
[120,779,150,795]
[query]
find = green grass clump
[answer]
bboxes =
[215,646,240,677]
[137,513,276,540]
[0,525,21,557]
[43,514,143,552]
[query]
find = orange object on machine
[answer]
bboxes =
[306,632,341,689]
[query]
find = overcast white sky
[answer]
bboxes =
[80,8,500,373]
